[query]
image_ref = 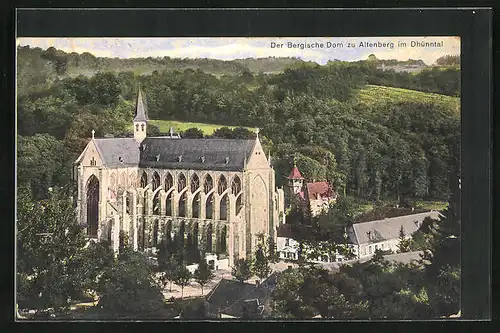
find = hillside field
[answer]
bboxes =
[135,120,255,135]
[355,85,460,111]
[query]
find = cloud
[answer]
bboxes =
[16,37,460,65]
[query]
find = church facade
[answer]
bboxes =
[74,90,285,266]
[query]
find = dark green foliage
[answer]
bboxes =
[147,124,161,136]
[174,266,193,299]
[97,250,164,317]
[181,127,204,138]
[253,244,272,281]
[193,257,215,295]
[231,259,252,283]
[397,225,412,253]
[17,188,88,314]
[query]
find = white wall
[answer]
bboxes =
[357,238,402,258]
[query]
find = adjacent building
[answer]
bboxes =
[286,163,337,216]
[347,210,443,258]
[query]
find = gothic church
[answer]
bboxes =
[74,90,286,267]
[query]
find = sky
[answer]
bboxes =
[16,37,460,65]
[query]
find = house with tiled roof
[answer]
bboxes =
[286,162,337,216]
[205,272,280,318]
[347,210,444,258]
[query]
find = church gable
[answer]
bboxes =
[246,138,269,170]
[76,140,104,167]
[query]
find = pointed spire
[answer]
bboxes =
[134,87,148,122]
[288,155,304,180]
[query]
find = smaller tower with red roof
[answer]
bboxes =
[287,157,304,195]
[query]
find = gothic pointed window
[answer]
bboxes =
[206,223,213,253]
[165,220,172,243]
[190,173,200,193]
[204,174,213,193]
[153,219,159,247]
[136,124,139,131]
[220,225,227,254]
[141,124,145,131]
[192,192,200,218]
[153,192,160,215]
[218,175,227,195]
[220,194,228,220]
[152,172,160,191]
[178,173,187,192]
[231,176,241,195]
[179,220,186,247]
[86,175,99,237]
[140,171,148,188]
[236,194,243,215]
[166,192,173,216]
[179,192,187,217]
[206,193,214,219]
[165,173,173,191]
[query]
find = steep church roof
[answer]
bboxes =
[139,138,255,171]
[93,138,140,166]
[133,88,148,122]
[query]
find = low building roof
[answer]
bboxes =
[349,211,443,246]
[205,279,256,314]
[206,273,281,318]
[306,182,335,201]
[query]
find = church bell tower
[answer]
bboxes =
[287,158,304,195]
[133,88,148,143]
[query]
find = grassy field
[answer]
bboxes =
[416,201,449,211]
[132,120,255,135]
[355,85,460,111]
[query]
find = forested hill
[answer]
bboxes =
[17,46,460,206]
[16,46,307,79]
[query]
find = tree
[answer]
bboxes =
[17,187,89,316]
[266,236,279,263]
[397,225,411,253]
[96,250,164,317]
[182,127,204,138]
[193,257,214,295]
[420,168,461,317]
[231,258,252,283]
[89,72,121,106]
[253,244,272,281]
[17,134,70,200]
[147,124,161,136]
[157,243,179,293]
[212,126,234,139]
[174,266,192,299]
